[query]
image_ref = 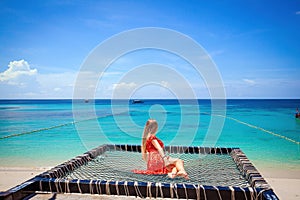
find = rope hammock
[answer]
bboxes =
[39,144,277,200]
[0,144,279,200]
[63,150,249,187]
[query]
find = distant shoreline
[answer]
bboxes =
[0,98,299,100]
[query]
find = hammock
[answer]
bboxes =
[0,144,279,200]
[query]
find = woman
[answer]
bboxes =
[134,119,188,179]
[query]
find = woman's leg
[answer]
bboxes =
[175,159,189,179]
[174,159,184,171]
[168,167,177,178]
[166,157,189,179]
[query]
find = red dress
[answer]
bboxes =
[133,135,172,175]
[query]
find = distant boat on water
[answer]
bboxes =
[132,99,144,104]
[295,108,299,118]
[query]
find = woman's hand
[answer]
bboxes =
[163,156,171,166]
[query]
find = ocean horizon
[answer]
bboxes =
[0,99,299,172]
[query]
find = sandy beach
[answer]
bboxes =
[258,167,300,200]
[1,166,299,200]
[0,167,47,192]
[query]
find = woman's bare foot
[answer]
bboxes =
[177,170,189,180]
[168,172,177,179]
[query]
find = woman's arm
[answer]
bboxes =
[152,139,171,166]
[152,139,165,158]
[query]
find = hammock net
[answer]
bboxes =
[1,144,279,200]
[63,149,249,187]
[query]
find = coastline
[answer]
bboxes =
[1,166,299,199]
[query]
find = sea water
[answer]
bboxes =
[0,99,299,170]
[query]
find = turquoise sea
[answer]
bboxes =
[0,99,299,171]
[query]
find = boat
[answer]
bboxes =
[132,99,144,104]
[295,108,300,118]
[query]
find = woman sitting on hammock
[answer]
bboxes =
[134,119,188,179]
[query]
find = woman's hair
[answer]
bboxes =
[141,119,158,160]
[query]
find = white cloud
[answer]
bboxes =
[208,50,224,57]
[37,72,76,98]
[110,82,139,99]
[160,81,170,88]
[54,87,62,92]
[0,60,40,98]
[113,82,137,90]
[224,78,300,98]
[0,60,78,98]
[0,60,37,82]
[296,11,300,15]
[243,79,256,85]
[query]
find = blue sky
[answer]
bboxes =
[0,0,299,99]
